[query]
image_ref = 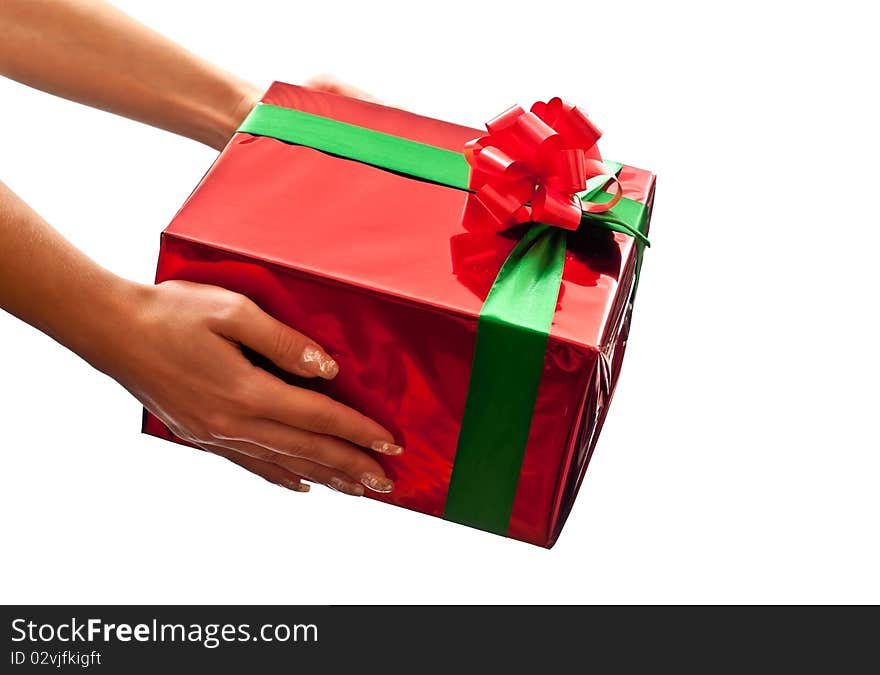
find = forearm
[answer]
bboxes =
[0,0,261,149]
[0,180,142,372]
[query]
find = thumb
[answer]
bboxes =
[222,297,339,380]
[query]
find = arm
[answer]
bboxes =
[0,0,259,149]
[0,1,401,495]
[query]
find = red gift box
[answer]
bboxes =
[143,82,655,547]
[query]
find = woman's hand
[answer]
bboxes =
[305,74,382,104]
[2,178,400,497]
[106,280,402,496]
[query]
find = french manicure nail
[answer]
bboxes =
[301,346,339,379]
[280,478,310,493]
[328,476,364,497]
[370,440,404,456]
[360,472,394,494]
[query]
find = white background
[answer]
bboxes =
[1,0,878,604]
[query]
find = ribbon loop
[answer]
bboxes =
[464,98,616,233]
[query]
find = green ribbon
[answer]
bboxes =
[443,224,566,532]
[240,104,472,190]
[238,103,648,536]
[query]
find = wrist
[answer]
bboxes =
[203,80,262,151]
[67,275,155,378]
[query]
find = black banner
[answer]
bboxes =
[1,605,874,671]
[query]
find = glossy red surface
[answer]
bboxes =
[143,82,655,547]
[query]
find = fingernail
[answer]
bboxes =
[280,478,310,493]
[360,472,394,493]
[328,476,364,497]
[301,346,339,379]
[370,440,404,456]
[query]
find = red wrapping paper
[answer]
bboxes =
[143,82,655,547]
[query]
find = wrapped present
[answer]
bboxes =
[143,82,655,547]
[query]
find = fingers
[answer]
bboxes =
[208,442,366,496]
[216,296,339,380]
[205,444,310,493]
[241,419,395,493]
[257,373,401,453]
[305,74,382,104]
[198,288,404,483]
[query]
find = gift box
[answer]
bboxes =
[143,81,655,547]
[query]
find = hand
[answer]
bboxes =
[305,74,383,104]
[109,280,402,496]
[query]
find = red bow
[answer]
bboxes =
[463,98,622,232]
